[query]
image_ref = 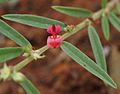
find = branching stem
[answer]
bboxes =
[14,0,120,72]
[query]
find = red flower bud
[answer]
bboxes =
[47,25,61,35]
[47,35,62,48]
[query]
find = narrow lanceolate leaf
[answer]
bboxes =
[101,13,110,40]
[109,12,120,32]
[61,41,117,88]
[88,25,107,72]
[13,73,40,94]
[102,0,108,8]
[19,76,40,94]
[2,14,66,29]
[0,47,24,63]
[52,6,92,18]
[0,20,32,49]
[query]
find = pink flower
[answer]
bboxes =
[47,25,61,35]
[47,35,62,48]
[47,25,62,48]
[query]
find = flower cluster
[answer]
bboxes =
[47,25,62,48]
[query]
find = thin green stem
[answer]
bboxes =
[92,10,104,21]
[36,45,49,55]
[14,56,33,71]
[14,45,49,71]
[105,0,120,14]
[62,19,90,40]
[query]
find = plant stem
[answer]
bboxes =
[62,19,90,40]
[14,56,33,71]
[14,45,49,71]
[105,0,120,13]
[13,0,120,72]
[36,45,49,55]
[92,9,104,20]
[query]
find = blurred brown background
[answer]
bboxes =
[0,0,120,94]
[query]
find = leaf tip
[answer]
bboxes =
[109,80,117,89]
[1,15,7,19]
[112,83,117,89]
[51,6,59,10]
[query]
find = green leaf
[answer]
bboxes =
[19,76,40,94]
[0,47,24,63]
[102,0,108,8]
[116,3,120,13]
[61,41,117,88]
[13,73,40,94]
[2,14,66,29]
[52,6,92,18]
[88,25,107,72]
[101,13,110,40]
[0,0,9,3]
[109,12,120,32]
[0,20,32,49]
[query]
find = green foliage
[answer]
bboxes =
[52,6,92,18]
[101,13,110,40]
[0,0,9,3]
[19,76,40,94]
[61,41,117,88]
[102,0,108,8]
[2,14,66,30]
[13,72,40,94]
[0,0,119,92]
[116,3,120,13]
[88,25,107,72]
[109,12,120,32]
[0,20,32,49]
[0,47,24,63]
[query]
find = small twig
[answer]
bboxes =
[105,0,120,13]
[14,46,49,71]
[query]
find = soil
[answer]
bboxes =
[0,0,120,94]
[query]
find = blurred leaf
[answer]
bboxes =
[88,25,107,72]
[0,20,32,49]
[109,12,120,32]
[13,73,40,94]
[52,6,92,18]
[101,13,110,40]
[0,0,9,3]
[61,41,117,88]
[116,3,120,13]
[109,46,120,91]
[2,14,66,29]
[0,47,24,63]
[19,76,40,94]
[112,3,120,14]
[102,0,108,8]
